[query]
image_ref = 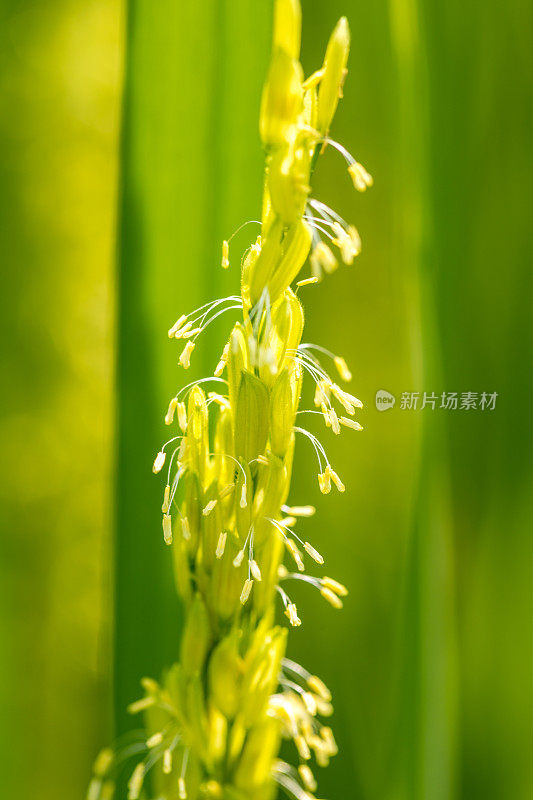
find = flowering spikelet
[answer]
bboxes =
[90,2,370,798]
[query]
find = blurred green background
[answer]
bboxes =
[1,1,532,799]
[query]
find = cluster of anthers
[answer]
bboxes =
[89,1,371,799]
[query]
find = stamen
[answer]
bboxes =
[307,675,332,702]
[152,451,166,474]
[281,505,316,517]
[298,764,317,792]
[202,499,218,516]
[163,749,172,775]
[127,763,145,800]
[178,341,195,369]
[177,401,188,431]
[340,416,362,431]
[165,397,178,425]
[181,517,191,541]
[161,485,170,513]
[221,240,229,269]
[285,603,302,627]
[325,465,345,492]
[162,514,173,545]
[168,314,187,338]
[348,160,373,191]
[216,532,227,559]
[240,578,253,605]
[250,559,262,581]
[303,542,324,565]
[295,734,311,760]
[322,576,348,596]
[146,732,163,748]
[334,355,352,382]
[320,586,343,609]
[310,241,338,276]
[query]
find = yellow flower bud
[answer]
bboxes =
[270,369,295,457]
[316,17,350,134]
[234,371,269,464]
[180,593,212,676]
[273,0,301,60]
[259,49,303,147]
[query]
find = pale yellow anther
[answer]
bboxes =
[279,515,297,527]
[326,464,345,492]
[214,343,229,377]
[128,695,155,714]
[334,355,352,382]
[162,514,173,545]
[321,726,339,755]
[181,326,203,338]
[310,241,338,277]
[163,749,172,775]
[240,578,254,605]
[329,407,341,434]
[233,549,245,568]
[340,416,362,431]
[278,563,289,579]
[240,484,248,508]
[286,539,305,571]
[320,586,343,609]
[221,239,230,269]
[93,748,114,777]
[348,160,373,191]
[202,499,218,516]
[140,676,159,693]
[216,531,227,559]
[307,674,332,702]
[282,504,316,517]
[257,454,270,466]
[332,221,358,265]
[161,484,170,514]
[177,401,187,431]
[87,778,101,800]
[179,340,195,369]
[178,777,187,800]
[168,314,187,338]
[146,731,163,748]
[152,450,166,474]
[174,320,193,339]
[304,541,324,565]
[181,516,191,541]
[219,483,234,499]
[285,602,302,626]
[322,576,348,597]
[302,691,318,715]
[165,397,178,425]
[348,225,362,256]
[298,764,317,792]
[296,276,319,287]
[318,471,331,494]
[207,392,230,409]
[250,559,262,581]
[295,733,311,760]
[127,763,145,800]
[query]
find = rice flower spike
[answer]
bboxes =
[89,1,370,798]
